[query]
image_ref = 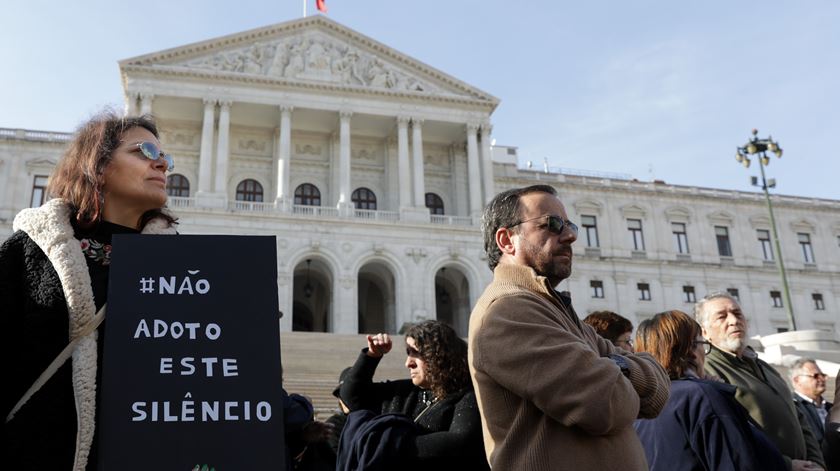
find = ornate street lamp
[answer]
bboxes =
[735,129,796,330]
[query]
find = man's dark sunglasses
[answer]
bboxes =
[129,141,175,171]
[509,215,578,236]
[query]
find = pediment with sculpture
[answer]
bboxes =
[122,17,496,104]
[181,33,443,95]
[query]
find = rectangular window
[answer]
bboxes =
[813,293,825,310]
[581,215,599,248]
[727,288,740,301]
[628,219,645,251]
[637,283,651,301]
[757,229,773,261]
[672,222,689,254]
[682,285,696,303]
[770,290,783,308]
[590,280,604,299]
[715,226,732,257]
[798,233,815,263]
[30,175,49,208]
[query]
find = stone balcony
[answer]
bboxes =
[167,196,477,227]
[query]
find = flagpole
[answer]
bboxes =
[303,0,307,17]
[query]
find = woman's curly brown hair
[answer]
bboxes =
[47,110,176,229]
[405,320,471,400]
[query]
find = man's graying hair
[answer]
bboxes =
[789,357,819,381]
[693,292,741,327]
[481,184,557,270]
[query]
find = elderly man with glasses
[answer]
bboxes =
[695,292,825,471]
[791,358,834,444]
[468,185,670,471]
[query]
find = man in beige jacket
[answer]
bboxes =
[469,184,670,470]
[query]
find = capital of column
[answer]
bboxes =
[280,104,294,114]
[340,110,353,120]
[397,115,411,125]
[411,117,424,127]
[203,97,217,106]
[218,99,233,109]
[480,122,493,135]
[466,122,480,134]
[140,93,155,100]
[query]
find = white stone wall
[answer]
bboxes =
[1,16,837,337]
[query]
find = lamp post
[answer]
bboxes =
[735,129,796,330]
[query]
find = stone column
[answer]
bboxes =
[125,92,140,116]
[139,93,154,115]
[213,100,232,199]
[334,275,359,334]
[0,156,23,220]
[466,123,482,215]
[411,118,426,208]
[275,105,293,209]
[337,111,352,212]
[197,99,216,195]
[397,116,411,209]
[480,122,495,204]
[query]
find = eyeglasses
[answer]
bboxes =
[693,340,712,355]
[129,141,174,171]
[797,373,827,380]
[509,215,578,237]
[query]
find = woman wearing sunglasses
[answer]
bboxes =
[0,111,177,470]
[632,310,786,470]
[338,320,488,470]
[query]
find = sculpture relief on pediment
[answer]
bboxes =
[294,142,326,160]
[160,129,198,149]
[424,148,450,171]
[238,138,269,153]
[183,33,442,94]
[352,146,382,165]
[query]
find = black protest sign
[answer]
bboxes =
[98,235,284,470]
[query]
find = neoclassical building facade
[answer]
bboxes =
[1,16,838,337]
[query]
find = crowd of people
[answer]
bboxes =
[1,113,838,470]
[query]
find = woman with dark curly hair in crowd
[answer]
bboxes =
[583,310,634,351]
[338,320,488,470]
[1,111,177,470]
[632,310,786,470]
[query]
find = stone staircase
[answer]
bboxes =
[280,331,408,420]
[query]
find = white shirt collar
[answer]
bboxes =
[795,390,825,407]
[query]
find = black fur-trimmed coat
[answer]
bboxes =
[0,199,175,470]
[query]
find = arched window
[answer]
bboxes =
[425,192,444,215]
[236,179,264,202]
[166,174,190,197]
[351,187,377,210]
[294,183,321,206]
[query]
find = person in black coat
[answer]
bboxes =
[1,112,178,470]
[339,320,488,470]
[791,358,833,444]
[633,310,786,471]
[824,376,840,471]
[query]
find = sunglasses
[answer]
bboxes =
[509,215,579,236]
[693,339,712,355]
[129,141,174,171]
[797,373,827,380]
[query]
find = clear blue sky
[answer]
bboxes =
[2,1,838,199]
